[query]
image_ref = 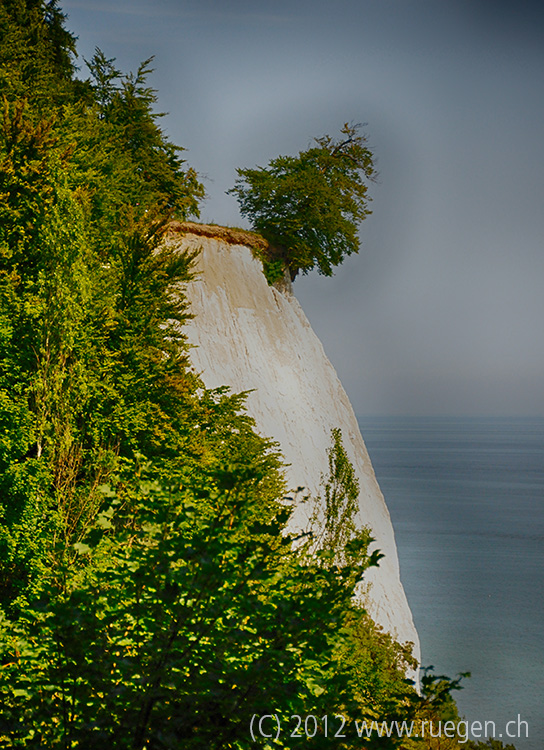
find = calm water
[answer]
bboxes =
[359,416,544,750]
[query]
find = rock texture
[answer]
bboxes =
[171,229,419,657]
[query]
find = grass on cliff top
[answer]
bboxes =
[166,221,291,286]
[166,221,269,252]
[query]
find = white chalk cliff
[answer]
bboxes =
[169,227,419,658]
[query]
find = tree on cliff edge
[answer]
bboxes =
[229,123,376,282]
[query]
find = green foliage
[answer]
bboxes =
[0,6,204,611]
[0,98,95,609]
[419,668,470,719]
[0,5,489,749]
[465,740,517,750]
[84,50,205,218]
[0,0,76,109]
[298,430,417,742]
[229,123,376,281]
[0,448,415,748]
[310,427,374,568]
[260,253,286,286]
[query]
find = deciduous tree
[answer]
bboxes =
[229,123,376,281]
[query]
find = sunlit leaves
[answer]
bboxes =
[229,123,376,281]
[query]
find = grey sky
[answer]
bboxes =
[64,0,544,415]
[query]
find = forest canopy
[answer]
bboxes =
[0,2,486,748]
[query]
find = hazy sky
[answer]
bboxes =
[63,0,544,416]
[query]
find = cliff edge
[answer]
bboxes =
[169,227,419,657]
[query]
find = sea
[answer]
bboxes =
[359,416,544,750]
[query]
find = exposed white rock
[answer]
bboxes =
[174,232,419,659]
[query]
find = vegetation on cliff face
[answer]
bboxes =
[0,2,498,748]
[229,123,376,282]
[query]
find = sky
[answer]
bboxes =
[63,0,544,416]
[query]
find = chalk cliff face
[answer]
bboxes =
[171,229,419,657]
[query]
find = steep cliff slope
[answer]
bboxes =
[170,228,419,656]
